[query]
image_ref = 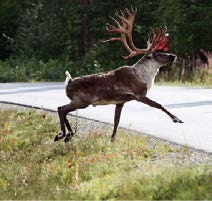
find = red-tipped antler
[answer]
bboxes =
[147,26,170,52]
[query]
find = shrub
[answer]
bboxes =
[0,58,74,82]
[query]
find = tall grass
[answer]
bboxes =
[0,110,211,200]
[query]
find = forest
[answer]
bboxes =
[0,0,211,82]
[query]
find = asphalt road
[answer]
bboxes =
[0,82,211,152]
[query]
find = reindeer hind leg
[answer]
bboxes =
[55,100,89,142]
[64,117,74,143]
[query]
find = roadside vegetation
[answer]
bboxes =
[0,58,210,87]
[0,110,211,200]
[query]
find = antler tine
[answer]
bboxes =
[157,27,163,40]
[119,9,125,17]
[162,26,168,35]
[101,34,131,53]
[150,28,157,44]
[164,26,168,33]
[100,37,121,43]
[106,23,115,31]
[131,5,134,12]
[105,22,126,34]
[147,30,153,49]
[114,10,121,17]
[130,5,137,14]
[158,26,166,42]
[151,27,163,47]
[160,26,165,36]
[125,8,131,15]
[109,16,121,28]
[115,11,128,25]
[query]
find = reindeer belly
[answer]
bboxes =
[91,93,135,107]
[92,100,122,106]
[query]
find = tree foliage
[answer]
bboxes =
[0,0,211,80]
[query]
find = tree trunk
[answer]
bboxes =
[79,0,91,57]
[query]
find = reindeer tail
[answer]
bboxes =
[65,71,72,87]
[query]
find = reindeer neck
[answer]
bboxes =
[133,56,159,70]
[131,57,160,90]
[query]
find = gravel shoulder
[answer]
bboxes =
[1,102,211,166]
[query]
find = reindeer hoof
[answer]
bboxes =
[64,133,73,143]
[54,132,65,142]
[111,137,116,142]
[173,117,184,123]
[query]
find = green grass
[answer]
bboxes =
[0,110,211,200]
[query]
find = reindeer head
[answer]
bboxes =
[101,7,176,67]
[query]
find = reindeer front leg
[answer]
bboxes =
[139,97,183,123]
[111,103,124,142]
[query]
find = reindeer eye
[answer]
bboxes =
[154,52,160,57]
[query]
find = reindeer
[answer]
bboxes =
[54,7,183,143]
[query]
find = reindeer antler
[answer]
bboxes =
[147,26,169,52]
[101,7,146,59]
[101,7,170,59]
